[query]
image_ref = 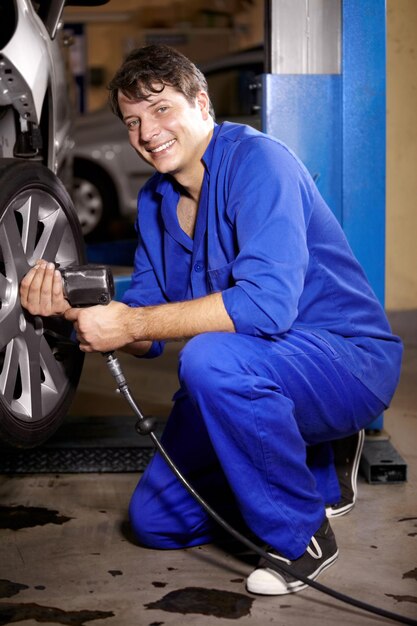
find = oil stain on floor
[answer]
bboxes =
[0,505,72,530]
[385,594,417,604]
[0,602,114,626]
[145,586,254,619]
[0,581,29,599]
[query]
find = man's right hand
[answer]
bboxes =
[20,260,71,317]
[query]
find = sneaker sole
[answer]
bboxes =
[326,429,365,519]
[326,500,355,518]
[246,548,339,595]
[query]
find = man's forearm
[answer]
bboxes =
[64,292,235,354]
[128,292,235,342]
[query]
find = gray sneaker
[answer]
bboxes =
[326,429,365,518]
[246,519,338,595]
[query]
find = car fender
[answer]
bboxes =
[0,0,50,125]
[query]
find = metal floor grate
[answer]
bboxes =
[0,415,163,474]
[0,446,155,474]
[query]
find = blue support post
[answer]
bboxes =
[262,75,342,222]
[341,0,387,306]
[342,0,386,429]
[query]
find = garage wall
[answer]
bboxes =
[386,0,417,314]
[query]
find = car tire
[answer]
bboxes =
[73,160,119,241]
[0,159,85,448]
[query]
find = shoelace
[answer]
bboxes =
[306,535,323,560]
[265,532,323,568]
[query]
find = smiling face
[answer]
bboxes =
[118,84,214,189]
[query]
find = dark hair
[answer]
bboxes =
[108,44,215,120]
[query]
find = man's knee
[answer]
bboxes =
[178,333,237,395]
[129,486,188,549]
[128,481,215,550]
[128,485,167,548]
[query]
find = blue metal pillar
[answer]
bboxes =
[342,0,387,430]
[262,74,342,222]
[263,0,387,429]
[341,0,387,306]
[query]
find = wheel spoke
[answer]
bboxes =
[33,208,69,261]
[0,339,20,403]
[0,210,26,276]
[16,330,42,419]
[0,273,11,301]
[0,311,20,352]
[18,193,42,259]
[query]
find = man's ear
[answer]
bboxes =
[196,91,211,120]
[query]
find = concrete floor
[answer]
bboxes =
[1,337,416,625]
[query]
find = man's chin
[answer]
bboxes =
[152,159,178,176]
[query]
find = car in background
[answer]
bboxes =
[0,0,108,448]
[72,46,264,241]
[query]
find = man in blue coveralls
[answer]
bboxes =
[20,45,402,595]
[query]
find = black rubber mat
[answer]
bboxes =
[0,415,164,474]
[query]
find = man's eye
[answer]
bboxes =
[127,119,139,130]
[157,106,168,113]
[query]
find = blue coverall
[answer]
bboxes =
[122,122,402,559]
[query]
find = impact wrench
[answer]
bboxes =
[58,263,416,626]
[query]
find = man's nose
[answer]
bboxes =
[140,117,159,143]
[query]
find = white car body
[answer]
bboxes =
[0,0,74,179]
